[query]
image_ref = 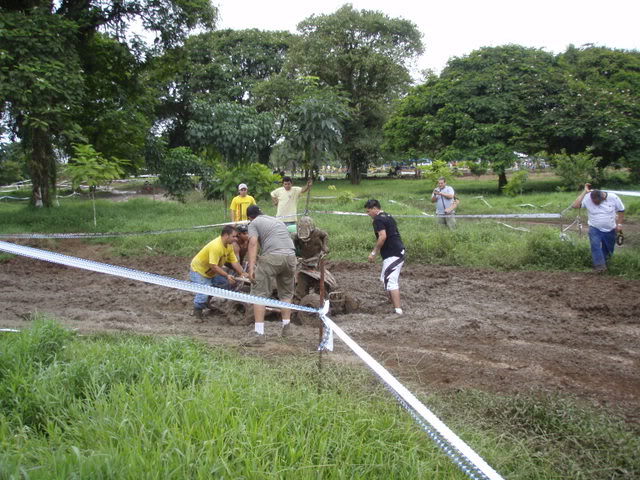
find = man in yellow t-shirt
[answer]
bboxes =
[270,176,312,225]
[189,225,248,320]
[229,183,256,222]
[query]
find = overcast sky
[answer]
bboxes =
[212,0,639,77]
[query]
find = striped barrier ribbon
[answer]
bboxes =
[310,209,562,219]
[1,238,504,480]
[604,189,640,197]
[0,220,248,240]
[0,196,29,201]
[0,211,564,240]
[318,305,504,480]
[0,240,312,313]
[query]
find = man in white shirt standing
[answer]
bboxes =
[271,176,312,228]
[572,183,625,272]
[431,177,457,229]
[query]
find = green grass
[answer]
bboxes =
[1,318,638,479]
[1,174,639,277]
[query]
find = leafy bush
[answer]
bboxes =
[336,190,355,205]
[468,162,488,177]
[418,160,454,184]
[157,147,211,202]
[503,170,529,196]
[203,162,281,202]
[551,150,600,190]
[62,143,131,226]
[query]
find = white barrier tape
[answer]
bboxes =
[0,196,29,200]
[446,213,561,219]
[388,199,412,208]
[318,307,503,480]
[0,220,248,240]
[604,189,640,197]
[496,222,530,232]
[309,209,562,219]
[0,241,315,314]
[562,217,581,233]
[473,196,493,208]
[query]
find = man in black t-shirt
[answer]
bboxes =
[365,199,405,315]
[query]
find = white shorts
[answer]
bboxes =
[380,254,404,291]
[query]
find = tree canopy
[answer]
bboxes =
[2,1,639,204]
[384,44,640,189]
[0,0,216,206]
[290,4,423,183]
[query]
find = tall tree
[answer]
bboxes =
[384,45,563,190]
[149,29,293,153]
[0,9,84,206]
[290,4,423,184]
[285,78,349,177]
[187,101,274,165]
[552,46,640,181]
[0,0,216,206]
[75,33,155,172]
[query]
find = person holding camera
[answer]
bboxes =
[431,177,458,229]
[572,183,625,272]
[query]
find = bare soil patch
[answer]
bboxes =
[2,241,639,422]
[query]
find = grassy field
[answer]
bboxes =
[1,176,639,478]
[1,173,639,277]
[1,318,638,479]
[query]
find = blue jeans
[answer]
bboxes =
[588,226,616,268]
[189,270,230,310]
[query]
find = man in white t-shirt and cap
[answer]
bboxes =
[431,177,458,229]
[572,183,625,272]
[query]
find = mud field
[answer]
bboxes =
[2,241,639,422]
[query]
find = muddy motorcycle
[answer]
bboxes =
[214,260,358,327]
[291,259,359,327]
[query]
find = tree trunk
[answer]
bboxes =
[27,127,56,207]
[258,144,272,165]
[348,153,362,185]
[497,171,508,192]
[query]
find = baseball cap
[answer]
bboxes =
[238,183,248,190]
[246,205,262,218]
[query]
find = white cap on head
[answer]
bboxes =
[238,183,248,190]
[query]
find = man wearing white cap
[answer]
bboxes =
[229,183,256,222]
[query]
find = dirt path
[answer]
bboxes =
[2,241,639,422]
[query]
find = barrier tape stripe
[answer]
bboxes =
[1,238,503,480]
[604,189,640,197]
[0,211,564,239]
[318,310,503,480]
[496,222,530,232]
[0,241,315,313]
[0,220,248,240]
[310,210,562,219]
